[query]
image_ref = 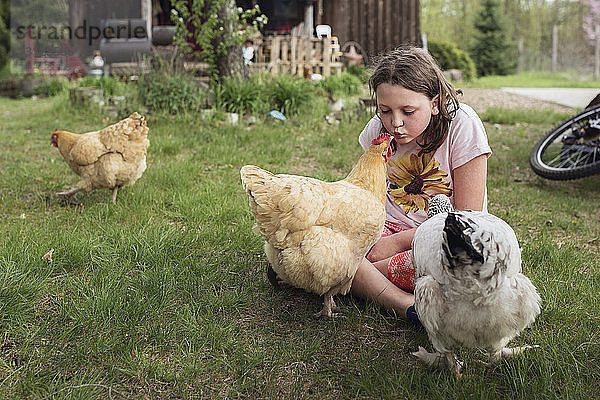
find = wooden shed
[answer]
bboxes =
[239,0,422,64]
[318,0,422,62]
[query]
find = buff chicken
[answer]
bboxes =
[241,133,392,317]
[51,112,149,203]
[412,195,541,378]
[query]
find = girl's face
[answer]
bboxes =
[375,83,439,145]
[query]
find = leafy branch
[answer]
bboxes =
[170,0,267,82]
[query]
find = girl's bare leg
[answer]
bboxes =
[351,257,414,318]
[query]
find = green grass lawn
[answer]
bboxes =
[1,93,599,399]
[464,71,600,88]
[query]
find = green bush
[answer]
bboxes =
[214,75,267,115]
[78,76,121,96]
[138,71,207,114]
[428,39,477,81]
[213,73,321,117]
[265,74,315,116]
[35,78,68,97]
[345,64,370,84]
[318,72,363,97]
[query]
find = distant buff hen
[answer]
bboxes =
[51,112,149,203]
[412,195,541,378]
[240,133,393,317]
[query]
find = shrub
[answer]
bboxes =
[138,71,207,114]
[213,73,323,117]
[213,75,266,115]
[428,39,477,81]
[265,74,315,116]
[35,78,68,97]
[78,76,121,96]
[345,64,370,84]
[319,72,363,97]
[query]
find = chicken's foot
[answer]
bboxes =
[446,352,463,380]
[314,292,338,318]
[57,188,80,198]
[487,345,540,366]
[411,347,464,379]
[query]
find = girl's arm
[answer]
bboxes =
[451,153,488,211]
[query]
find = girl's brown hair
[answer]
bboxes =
[369,45,461,155]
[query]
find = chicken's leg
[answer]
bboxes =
[314,291,337,318]
[57,187,80,197]
[446,352,462,380]
[112,186,120,204]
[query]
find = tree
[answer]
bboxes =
[0,0,9,71]
[469,0,516,76]
[171,0,266,82]
[584,0,600,46]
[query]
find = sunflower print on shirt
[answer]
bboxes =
[387,151,452,213]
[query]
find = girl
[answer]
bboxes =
[350,46,491,322]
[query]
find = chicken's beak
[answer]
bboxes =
[51,131,58,147]
[385,136,394,161]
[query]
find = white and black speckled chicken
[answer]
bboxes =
[411,195,541,378]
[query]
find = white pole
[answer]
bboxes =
[141,0,152,42]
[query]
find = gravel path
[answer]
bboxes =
[459,88,575,114]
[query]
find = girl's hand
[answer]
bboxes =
[367,228,416,262]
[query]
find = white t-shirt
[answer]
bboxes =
[358,103,492,230]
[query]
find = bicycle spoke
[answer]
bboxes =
[531,104,600,179]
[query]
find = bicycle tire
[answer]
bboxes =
[530,103,600,180]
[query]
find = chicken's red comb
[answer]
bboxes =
[371,132,391,145]
[54,128,58,132]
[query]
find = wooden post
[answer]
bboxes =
[281,38,289,74]
[271,36,281,74]
[552,24,557,73]
[297,37,305,77]
[312,38,321,75]
[304,3,314,37]
[290,36,298,75]
[595,24,600,80]
[323,38,331,76]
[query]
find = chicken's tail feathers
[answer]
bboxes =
[442,212,484,268]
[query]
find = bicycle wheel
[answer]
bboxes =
[530,104,600,180]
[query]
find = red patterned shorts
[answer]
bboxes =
[382,221,415,292]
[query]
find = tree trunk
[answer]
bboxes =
[215,0,248,79]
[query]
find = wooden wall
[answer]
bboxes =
[320,0,421,63]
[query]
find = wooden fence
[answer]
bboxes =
[250,36,343,77]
